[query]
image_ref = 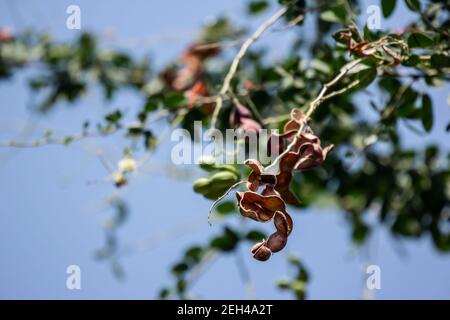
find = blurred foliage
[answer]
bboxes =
[1,0,449,299]
[277,255,309,299]
[159,227,267,299]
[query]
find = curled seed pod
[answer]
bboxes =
[237,108,334,261]
[236,190,286,222]
[266,211,292,253]
[245,159,277,192]
[266,233,287,253]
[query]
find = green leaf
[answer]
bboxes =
[430,54,450,68]
[407,32,433,48]
[105,110,122,124]
[143,100,158,113]
[379,76,401,95]
[352,223,370,245]
[397,87,419,118]
[320,6,347,24]
[176,279,187,293]
[245,230,266,241]
[210,227,240,252]
[215,201,236,216]
[402,54,420,67]
[144,130,157,150]
[381,0,397,17]
[184,246,204,263]
[405,0,421,12]
[163,91,187,109]
[350,61,377,90]
[276,279,291,289]
[392,215,421,236]
[201,17,245,43]
[63,136,73,145]
[171,262,189,276]
[310,58,332,74]
[248,1,269,15]
[159,288,170,299]
[421,94,433,132]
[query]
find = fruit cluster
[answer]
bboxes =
[237,109,334,261]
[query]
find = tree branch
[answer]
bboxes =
[210,7,287,129]
[265,58,363,174]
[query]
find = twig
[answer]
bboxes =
[234,248,256,299]
[272,12,305,31]
[264,58,363,174]
[97,150,115,174]
[194,4,324,52]
[210,7,287,129]
[320,78,361,101]
[262,113,291,125]
[0,129,117,148]
[0,110,169,149]
[241,95,265,125]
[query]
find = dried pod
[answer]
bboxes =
[236,190,286,222]
[251,242,272,261]
[245,159,276,192]
[229,102,261,134]
[238,108,333,261]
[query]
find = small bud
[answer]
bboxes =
[113,172,127,187]
[118,158,136,173]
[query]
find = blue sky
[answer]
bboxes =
[0,0,449,299]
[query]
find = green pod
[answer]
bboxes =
[193,177,212,194]
[198,156,217,172]
[208,171,239,186]
[215,164,240,177]
[202,188,228,200]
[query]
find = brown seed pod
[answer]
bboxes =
[251,242,272,261]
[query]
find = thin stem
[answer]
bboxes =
[262,113,291,125]
[382,78,415,120]
[242,95,265,125]
[208,180,246,226]
[0,129,117,148]
[210,7,287,129]
[234,248,256,299]
[320,78,361,101]
[194,4,325,52]
[0,109,169,149]
[184,250,220,295]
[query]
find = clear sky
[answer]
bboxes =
[0,0,449,299]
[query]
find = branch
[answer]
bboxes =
[320,78,361,102]
[265,58,363,174]
[210,7,287,129]
[0,110,169,149]
[0,129,118,148]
